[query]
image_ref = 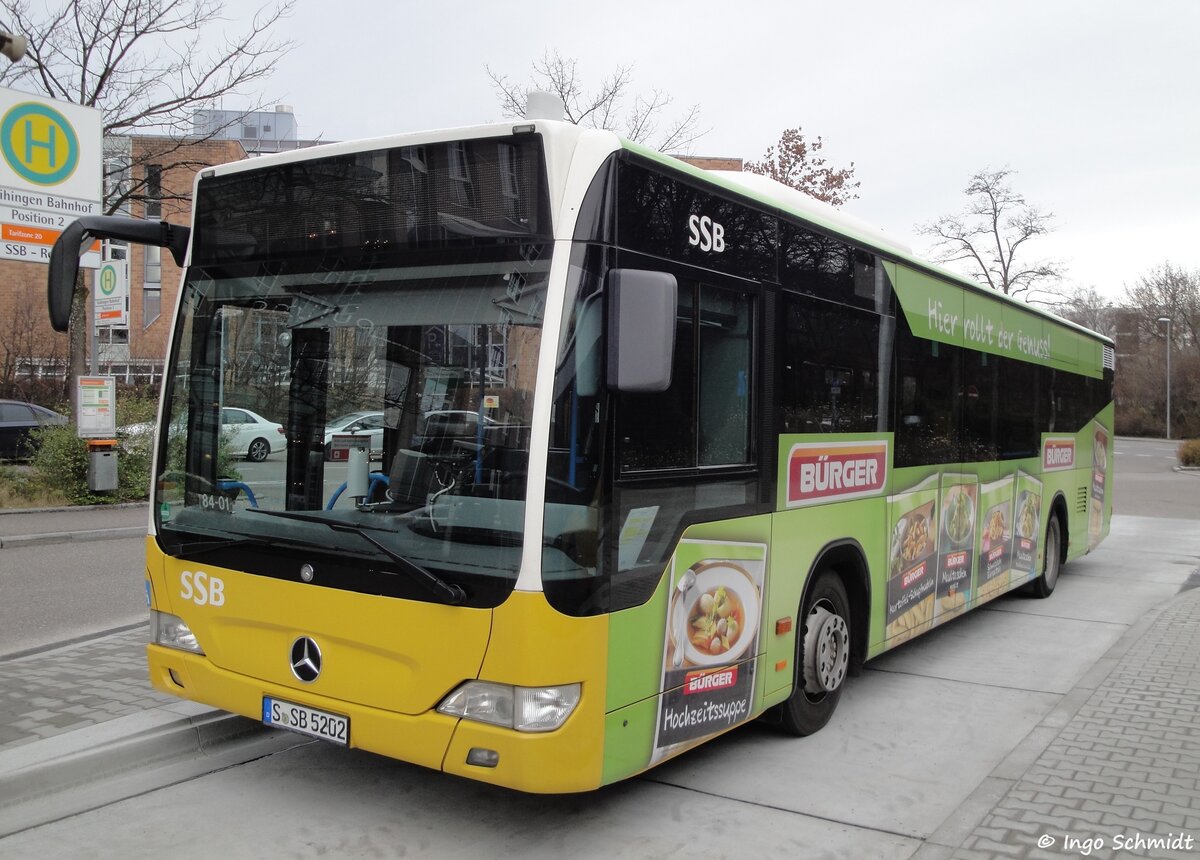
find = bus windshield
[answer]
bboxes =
[155,248,549,607]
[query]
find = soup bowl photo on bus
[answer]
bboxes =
[671,562,760,668]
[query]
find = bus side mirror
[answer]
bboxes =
[48,216,191,332]
[606,269,677,393]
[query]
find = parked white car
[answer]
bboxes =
[121,407,286,462]
[221,407,287,462]
[322,411,385,460]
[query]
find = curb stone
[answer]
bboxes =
[0,707,297,839]
[0,502,149,515]
[0,527,146,549]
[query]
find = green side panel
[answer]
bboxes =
[868,404,1114,660]
[605,581,669,713]
[774,431,893,682]
[601,516,772,786]
[766,494,888,695]
[894,265,1103,378]
[598,403,1116,785]
[602,697,661,785]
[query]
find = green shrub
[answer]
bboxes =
[117,393,160,428]
[28,425,152,505]
[0,464,69,507]
[1179,439,1200,468]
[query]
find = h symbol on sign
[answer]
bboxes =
[22,118,56,165]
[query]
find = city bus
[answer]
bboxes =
[47,108,1114,793]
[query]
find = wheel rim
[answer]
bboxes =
[249,439,268,461]
[803,600,850,697]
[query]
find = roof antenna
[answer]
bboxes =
[524,91,565,121]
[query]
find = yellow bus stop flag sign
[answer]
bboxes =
[0,101,80,186]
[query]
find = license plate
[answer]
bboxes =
[263,697,349,745]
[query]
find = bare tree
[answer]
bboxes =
[1038,284,1117,338]
[744,127,860,206]
[1,0,294,213]
[1115,263,1200,438]
[487,50,706,154]
[0,283,65,400]
[0,0,294,381]
[917,167,1063,297]
[1124,263,1200,358]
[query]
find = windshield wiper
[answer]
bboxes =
[163,526,318,559]
[406,518,523,548]
[244,509,466,605]
[287,291,340,328]
[165,534,262,556]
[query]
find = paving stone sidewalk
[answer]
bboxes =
[0,627,173,752]
[954,587,1200,860]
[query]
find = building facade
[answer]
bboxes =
[0,135,247,396]
[192,105,322,155]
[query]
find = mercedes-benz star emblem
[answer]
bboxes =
[289,636,322,683]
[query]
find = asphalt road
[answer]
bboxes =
[0,536,147,659]
[1114,436,1200,519]
[0,455,367,658]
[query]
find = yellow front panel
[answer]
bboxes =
[148,646,456,772]
[147,541,612,792]
[442,590,609,792]
[152,542,492,716]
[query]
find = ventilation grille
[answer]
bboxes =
[1076,485,1089,515]
[1103,345,1116,371]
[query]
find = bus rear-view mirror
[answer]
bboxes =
[605,269,677,393]
[48,216,191,332]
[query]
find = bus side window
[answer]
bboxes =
[617,282,755,472]
[893,311,962,467]
[780,292,881,434]
[697,285,753,466]
[617,286,695,472]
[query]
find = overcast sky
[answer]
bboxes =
[227,0,1197,301]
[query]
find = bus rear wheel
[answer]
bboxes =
[777,569,851,736]
[1028,513,1062,598]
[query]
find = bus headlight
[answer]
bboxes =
[437,681,580,732]
[151,610,205,654]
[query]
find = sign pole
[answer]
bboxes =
[89,272,98,375]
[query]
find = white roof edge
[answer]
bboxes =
[701,169,1110,345]
[708,169,913,258]
[201,119,582,176]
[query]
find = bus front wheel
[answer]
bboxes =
[1028,513,1063,598]
[777,569,851,736]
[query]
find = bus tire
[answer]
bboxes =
[1028,513,1063,598]
[777,569,851,736]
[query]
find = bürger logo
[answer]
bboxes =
[786,441,889,507]
[684,666,738,695]
[1043,438,1076,471]
[902,561,928,589]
